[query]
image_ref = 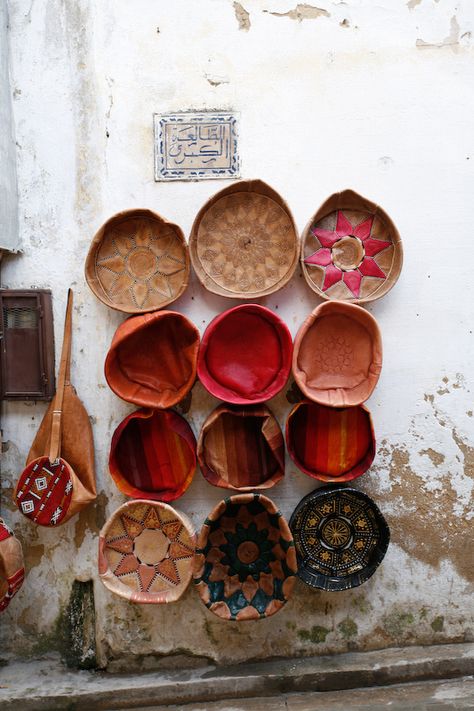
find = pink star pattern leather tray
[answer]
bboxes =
[293,301,383,408]
[0,518,25,613]
[190,180,299,298]
[197,404,284,491]
[85,209,190,313]
[109,408,196,502]
[301,190,403,303]
[98,500,196,604]
[286,401,375,483]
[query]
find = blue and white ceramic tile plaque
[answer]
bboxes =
[154,112,239,181]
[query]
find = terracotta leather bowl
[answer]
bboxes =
[98,500,195,604]
[198,404,284,491]
[85,209,190,313]
[109,409,196,502]
[194,493,297,620]
[293,302,382,407]
[301,189,403,303]
[0,518,25,613]
[289,485,390,591]
[105,310,200,409]
[286,401,375,483]
[198,304,293,404]
[190,179,299,298]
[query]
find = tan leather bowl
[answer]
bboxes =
[85,209,190,313]
[190,180,299,298]
[293,302,382,407]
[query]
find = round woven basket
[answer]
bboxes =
[85,209,190,313]
[286,401,375,483]
[301,189,402,303]
[198,404,284,491]
[105,310,200,409]
[109,409,196,501]
[289,485,390,591]
[190,180,299,298]
[198,304,293,404]
[98,500,195,604]
[194,493,297,620]
[293,301,382,408]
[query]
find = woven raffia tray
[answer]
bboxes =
[301,189,403,303]
[194,493,297,621]
[190,180,299,298]
[85,209,189,313]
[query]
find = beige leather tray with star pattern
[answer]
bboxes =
[189,180,299,298]
[85,209,190,313]
[98,500,196,604]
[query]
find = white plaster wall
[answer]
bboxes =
[1,0,473,667]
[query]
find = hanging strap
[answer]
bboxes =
[48,289,73,464]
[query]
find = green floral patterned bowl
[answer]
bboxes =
[194,493,297,621]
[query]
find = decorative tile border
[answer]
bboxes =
[154,112,239,181]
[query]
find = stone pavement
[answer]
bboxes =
[1,643,473,710]
[152,678,474,710]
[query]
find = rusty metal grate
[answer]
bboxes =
[3,306,39,329]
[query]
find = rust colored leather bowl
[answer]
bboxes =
[193,493,297,620]
[293,302,382,407]
[98,499,196,604]
[198,404,284,491]
[286,400,375,483]
[198,304,292,404]
[109,409,197,501]
[85,209,190,313]
[105,310,200,408]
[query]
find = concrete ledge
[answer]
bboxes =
[1,643,473,710]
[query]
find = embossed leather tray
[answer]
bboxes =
[301,190,403,303]
[289,485,390,591]
[98,500,196,604]
[109,409,196,501]
[198,404,284,491]
[194,493,297,620]
[293,302,382,407]
[105,310,200,409]
[190,180,299,298]
[198,304,293,404]
[85,209,190,313]
[286,401,375,483]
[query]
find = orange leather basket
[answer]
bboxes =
[105,310,200,409]
[293,301,382,408]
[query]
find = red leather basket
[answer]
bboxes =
[198,304,292,404]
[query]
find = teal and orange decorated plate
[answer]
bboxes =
[194,493,297,620]
[289,486,389,591]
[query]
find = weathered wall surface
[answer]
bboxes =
[1,0,473,669]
